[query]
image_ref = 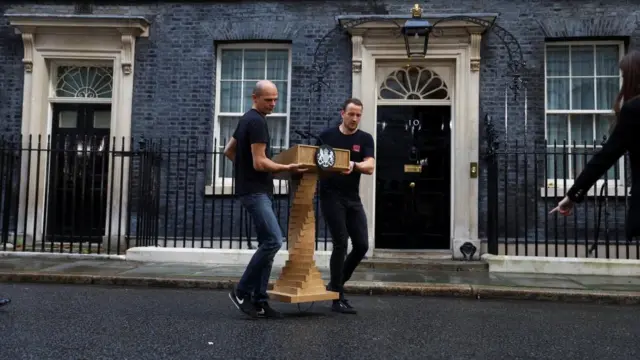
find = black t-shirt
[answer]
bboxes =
[317,126,375,198]
[232,109,274,195]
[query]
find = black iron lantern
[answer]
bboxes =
[401,4,432,58]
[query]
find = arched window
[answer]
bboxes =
[378,66,449,100]
[55,66,113,99]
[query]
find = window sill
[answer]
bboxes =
[539,186,630,198]
[205,181,289,196]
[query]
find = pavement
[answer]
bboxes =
[0,254,640,305]
[1,283,640,359]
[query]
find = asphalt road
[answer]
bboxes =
[0,283,639,360]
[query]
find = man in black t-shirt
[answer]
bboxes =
[317,98,375,315]
[224,80,306,319]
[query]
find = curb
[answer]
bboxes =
[1,272,639,305]
[468,285,640,305]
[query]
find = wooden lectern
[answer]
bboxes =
[267,144,350,303]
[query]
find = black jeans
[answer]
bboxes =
[320,192,369,296]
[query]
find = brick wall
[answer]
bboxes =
[0,5,23,135]
[1,1,639,249]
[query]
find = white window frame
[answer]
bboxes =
[207,42,292,195]
[542,40,629,197]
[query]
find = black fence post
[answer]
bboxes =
[484,114,500,255]
[153,140,162,248]
[0,136,9,246]
[135,137,145,246]
[487,154,498,255]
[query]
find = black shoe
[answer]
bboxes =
[332,299,357,314]
[255,302,284,319]
[326,282,340,293]
[0,298,10,307]
[228,287,257,318]
[326,282,333,291]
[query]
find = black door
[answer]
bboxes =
[46,103,111,242]
[375,105,451,249]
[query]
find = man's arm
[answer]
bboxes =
[251,143,290,173]
[354,157,375,175]
[223,137,237,162]
[354,133,375,175]
[223,121,242,162]
[248,119,296,173]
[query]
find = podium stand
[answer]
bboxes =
[267,144,350,304]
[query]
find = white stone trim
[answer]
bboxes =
[0,251,126,261]
[346,17,489,260]
[7,14,149,242]
[482,254,640,276]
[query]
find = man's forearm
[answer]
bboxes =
[255,157,289,173]
[224,150,235,162]
[223,138,237,162]
[354,159,374,175]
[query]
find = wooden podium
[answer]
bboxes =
[267,144,350,303]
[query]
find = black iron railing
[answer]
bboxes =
[0,134,332,255]
[4,132,637,259]
[485,139,638,259]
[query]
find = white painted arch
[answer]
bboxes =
[340,13,494,260]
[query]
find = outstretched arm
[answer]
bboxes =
[567,106,634,203]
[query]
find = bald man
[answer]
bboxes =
[224,80,306,319]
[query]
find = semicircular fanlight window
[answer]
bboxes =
[378,66,449,100]
[55,66,113,99]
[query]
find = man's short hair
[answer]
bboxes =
[341,98,363,111]
[252,80,276,97]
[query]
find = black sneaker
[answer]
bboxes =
[255,302,284,319]
[0,298,9,307]
[326,282,333,291]
[228,287,257,318]
[331,299,357,314]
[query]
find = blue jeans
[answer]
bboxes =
[236,193,283,305]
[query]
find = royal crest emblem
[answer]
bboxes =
[315,144,336,170]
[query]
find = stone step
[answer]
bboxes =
[372,250,453,260]
[359,257,488,272]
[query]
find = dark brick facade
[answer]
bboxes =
[1,1,639,250]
